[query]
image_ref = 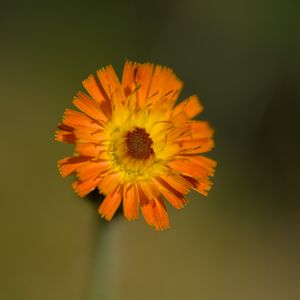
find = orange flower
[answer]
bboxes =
[55,61,216,230]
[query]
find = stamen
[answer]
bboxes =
[125,127,154,160]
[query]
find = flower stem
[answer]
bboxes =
[88,220,121,300]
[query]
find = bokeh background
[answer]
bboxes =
[1,0,300,299]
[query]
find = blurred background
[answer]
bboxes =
[1,0,299,299]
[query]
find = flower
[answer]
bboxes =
[55,61,216,230]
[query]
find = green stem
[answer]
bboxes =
[88,220,121,300]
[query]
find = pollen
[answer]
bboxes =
[125,127,154,160]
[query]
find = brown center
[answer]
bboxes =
[125,127,154,160]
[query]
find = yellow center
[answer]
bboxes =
[107,125,162,182]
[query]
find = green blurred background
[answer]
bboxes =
[1,0,300,299]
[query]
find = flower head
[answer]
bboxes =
[55,61,216,230]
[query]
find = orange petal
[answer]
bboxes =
[134,63,154,107]
[154,178,187,209]
[158,173,192,196]
[190,121,214,139]
[177,121,214,142]
[55,130,76,144]
[74,127,107,144]
[121,60,138,97]
[123,183,139,220]
[171,110,189,126]
[194,178,213,196]
[62,109,102,130]
[166,126,189,142]
[181,174,213,197]
[73,91,108,122]
[139,181,160,200]
[148,65,183,106]
[152,198,170,231]
[181,174,200,188]
[73,177,102,197]
[166,123,213,157]
[168,159,209,178]
[121,62,155,111]
[57,123,74,131]
[98,172,121,195]
[173,95,203,119]
[185,156,217,176]
[137,184,170,230]
[97,65,124,102]
[97,69,124,115]
[57,156,91,177]
[98,187,122,221]
[75,143,107,157]
[163,191,188,209]
[178,138,215,154]
[76,161,110,182]
[82,74,106,103]
[141,198,170,231]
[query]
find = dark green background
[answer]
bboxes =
[1,0,299,299]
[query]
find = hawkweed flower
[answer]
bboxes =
[55,61,216,230]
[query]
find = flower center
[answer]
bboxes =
[125,127,154,160]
